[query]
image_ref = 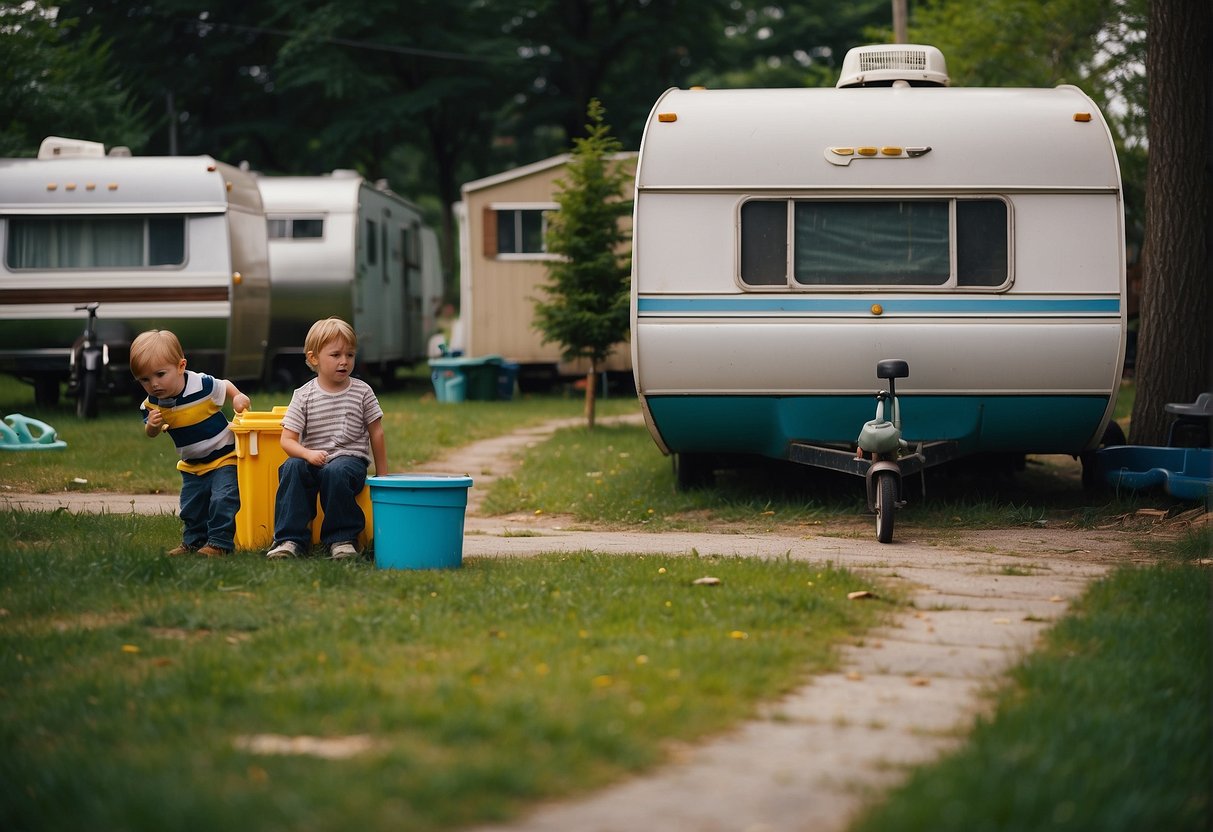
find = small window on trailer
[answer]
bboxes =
[739,198,1009,289]
[6,215,186,269]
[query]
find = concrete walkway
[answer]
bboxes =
[1,415,1145,832]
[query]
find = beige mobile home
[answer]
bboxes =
[454,152,636,391]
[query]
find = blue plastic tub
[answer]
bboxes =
[1097,446,1212,502]
[367,474,474,569]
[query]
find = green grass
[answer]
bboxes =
[480,422,1174,533]
[0,373,639,494]
[0,510,890,832]
[850,530,1212,832]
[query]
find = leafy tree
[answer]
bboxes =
[0,3,149,156]
[534,99,632,427]
[1129,0,1211,443]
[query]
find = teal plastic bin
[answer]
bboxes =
[431,367,466,403]
[497,362,519,400]
[429,356,504,402]
[367,474,474,569]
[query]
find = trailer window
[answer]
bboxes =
[5,215,185,269]
[366,219,378,265]
[739,199,1008,288]
[268,217,324,239]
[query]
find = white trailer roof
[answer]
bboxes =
[0,154,242,214]
[636,85,1119,192]
[257,172,420,214]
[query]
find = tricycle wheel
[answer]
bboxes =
[875,471,896,544]
[76,369,99,419]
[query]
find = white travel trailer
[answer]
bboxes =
[631,45,1126,491]
[257,172,444,388]
[0,136,269,408]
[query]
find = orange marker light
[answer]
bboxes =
[881,147,902,156]
[658,113,677,123]
[1074,113,1092,122]
[857,147,878,156]
[871,304,884,316]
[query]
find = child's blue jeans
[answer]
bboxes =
[273,455,369,548]
[179,463,240,551]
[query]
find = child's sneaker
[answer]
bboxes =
[166,544,195,556]
[197,545,228,557]
[328,541,360,560]
[266,540,302,559]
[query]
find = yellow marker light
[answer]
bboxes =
[226,181,233,192]
[232,272,243,285]
[1074,112,1092,122]
[107,183,118,190]
[658,113,677,123]
[46,183,58,191]
[881,147,902,156]
[871,304,884,316]
[86,183,96,191]
[65,183,77,191]
[831,147,855,156]
[857,147,878,156]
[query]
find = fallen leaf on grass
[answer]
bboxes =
[692,576,721,586]
[847,590,878,601]
[233,734,378,760]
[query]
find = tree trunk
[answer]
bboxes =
[1129,0,1212,445]
[584,364,598,429]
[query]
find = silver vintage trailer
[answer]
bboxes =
[631,45,1126,501]
[257,171,444,388]
[0,137,270,407]
[0,139,445,412]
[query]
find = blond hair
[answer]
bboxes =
[304,317,357,371]
[129,330,185,375]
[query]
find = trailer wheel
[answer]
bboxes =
[673,453,714,491]
[874,471,897,544]
[1080,420,1127,491]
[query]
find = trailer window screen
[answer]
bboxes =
[956,200,1008,286]
[739,199,1008,288]
[5,215,185,269]
[739,201,788,285]
[794,201,949,285]
[268,217,325,239]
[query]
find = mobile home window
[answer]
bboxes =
[268,217,324,239]
[5,215,185,269]
[496,209,549,255]
[739,199,1008,288]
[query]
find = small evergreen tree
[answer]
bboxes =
[534,98,632,428]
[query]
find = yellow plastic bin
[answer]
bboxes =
[230,408,372,551]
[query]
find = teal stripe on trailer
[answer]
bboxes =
[645,394,1112,459]
[637,297,1121,315]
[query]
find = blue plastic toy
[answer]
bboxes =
[1097,445,1212,502]
[0,414,67,450]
